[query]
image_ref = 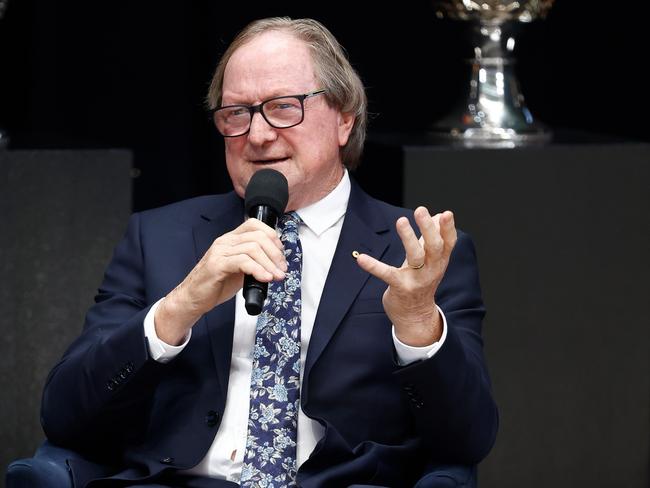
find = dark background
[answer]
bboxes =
[0,0,646,212]
[1,1,649,485]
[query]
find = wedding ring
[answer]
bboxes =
[408,262,425,270]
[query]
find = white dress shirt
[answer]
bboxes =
[143,170,448,482]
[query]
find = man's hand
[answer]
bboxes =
[154,218,288,345]
[356,207,457,347]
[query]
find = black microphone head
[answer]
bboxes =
[244,169,289,217]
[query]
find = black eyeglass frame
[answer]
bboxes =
[212,89,326,137]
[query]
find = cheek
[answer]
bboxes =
[316,131,343,162]
[224,140,243,161]
[305,119,342,158]
[224,145,249,197]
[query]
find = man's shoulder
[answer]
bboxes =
[350,180,414,223]
[135,192,241,225]
[369,195,413,219]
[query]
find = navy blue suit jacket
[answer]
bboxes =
[41,181,498,487]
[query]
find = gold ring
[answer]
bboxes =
[408,262,425,269]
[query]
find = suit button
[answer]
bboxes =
[206,410,220,427]
[160,456,174,464]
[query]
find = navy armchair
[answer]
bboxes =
[6,442,477,487]
[6,442,80,488]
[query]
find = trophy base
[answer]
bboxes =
[429,126,552,149]
[427,16,555,150]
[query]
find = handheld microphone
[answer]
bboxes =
[243,168,289,315]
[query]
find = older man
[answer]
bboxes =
[41,17,497,488]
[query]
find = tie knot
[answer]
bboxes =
[279,211,301,236]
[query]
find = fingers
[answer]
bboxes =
[357,207,457,286]
[232,230,287,269]
[413,207,456,260]
[396,216,425,267]
[223,240,286,281]
[232,217,284,249]
[439,211,457,253]
[170,217,291,318]
[355,252,397,286]
[413,207,442,256]
[220,219,287,279]
[227,252,279,283]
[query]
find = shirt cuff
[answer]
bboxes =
[143,297,192,363]
[392,305,448,366]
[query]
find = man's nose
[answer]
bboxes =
[248,112,278,145]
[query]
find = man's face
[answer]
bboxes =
[221,30,354,211]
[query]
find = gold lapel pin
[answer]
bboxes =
[352,250,360,259]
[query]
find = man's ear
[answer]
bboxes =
[337,111,355,146]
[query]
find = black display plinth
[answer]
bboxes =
[390,141,648,488]
[0,149,133,473]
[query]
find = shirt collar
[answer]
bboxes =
[295,169,350,237]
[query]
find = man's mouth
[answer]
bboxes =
[252,157,289,164]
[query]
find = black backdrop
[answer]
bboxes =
[1,2,649,485]
[0,1,646,211]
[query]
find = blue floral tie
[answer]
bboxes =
[241,212,302,488]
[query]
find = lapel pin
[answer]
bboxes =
[352,250,360,259]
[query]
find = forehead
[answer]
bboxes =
[222,30,317,101]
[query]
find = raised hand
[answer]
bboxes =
[155,218,287,345]
[356,207,457,347]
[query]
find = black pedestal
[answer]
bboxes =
[0,149,132,473]
[397,141,649,487]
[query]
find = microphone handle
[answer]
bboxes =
[243,205,279,315]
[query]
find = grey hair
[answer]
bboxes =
[206,17,367,169]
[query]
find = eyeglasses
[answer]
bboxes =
[212,89,326,137]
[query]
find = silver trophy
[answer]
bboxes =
[0,0,9,149]
[431,0,555,147]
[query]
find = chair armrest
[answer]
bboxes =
[347,464,477,488]
[6,441,78,488]
[7,443,477,488]
[413,464,477,488]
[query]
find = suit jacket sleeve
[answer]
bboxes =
[41,212,168,455]
[394,231,499,464]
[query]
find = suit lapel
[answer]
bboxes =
[303,182,391,393]
[192,192,244,398]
